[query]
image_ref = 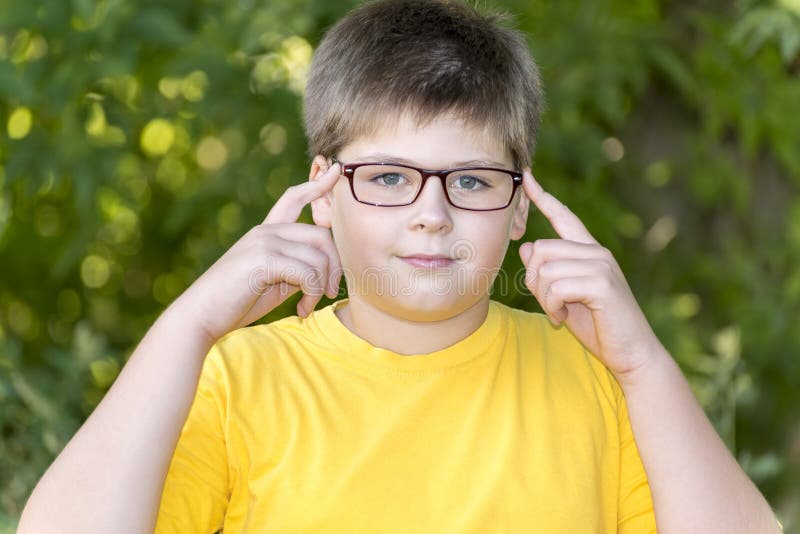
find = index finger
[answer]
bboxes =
[522,169,598,245]
[263,162,341,225]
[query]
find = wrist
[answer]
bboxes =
[612,340,673,391]
[160,294,220,348]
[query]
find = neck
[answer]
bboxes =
[334,295,490,355]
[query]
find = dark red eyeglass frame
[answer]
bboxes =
[329,156,523,211]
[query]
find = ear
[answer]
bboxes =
[509,186,529,241]
[309,154,334,228]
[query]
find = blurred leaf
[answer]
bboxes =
[2,0,799,526]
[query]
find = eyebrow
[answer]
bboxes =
[354,152,509,168]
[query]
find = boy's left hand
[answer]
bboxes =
[518,169,663,381]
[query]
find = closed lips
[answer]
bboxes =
[401,254,453,259]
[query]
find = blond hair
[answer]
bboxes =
[303,0,544,169]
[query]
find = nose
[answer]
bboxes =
[407,175,453,233]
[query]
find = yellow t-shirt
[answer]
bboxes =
[155,298,656,533]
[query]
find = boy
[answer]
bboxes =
[18,0,782,532]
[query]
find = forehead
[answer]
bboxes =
[339,109,512,169]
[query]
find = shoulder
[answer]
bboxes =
[492,300,587,355]
[202,313,323,387]
[493,300,622,406]
[213,312,322,356]
[490,299,549,337]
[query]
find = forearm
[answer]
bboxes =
[17,297,215,534]
[617,345,780,534]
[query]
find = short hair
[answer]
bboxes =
[302,0,544,170]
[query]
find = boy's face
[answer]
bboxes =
[310,111,529,322]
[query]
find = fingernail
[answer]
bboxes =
[328,276,338,298]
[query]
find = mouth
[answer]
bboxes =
[397,253,456,269]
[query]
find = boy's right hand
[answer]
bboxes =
[173,163,343,344]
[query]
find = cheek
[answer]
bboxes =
[329,191,354,262]
[330,195,387,263]
[459,214,513,258]
[330,186,358,240]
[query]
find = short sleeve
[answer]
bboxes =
[615,383,658,534]
[154,345,230,533]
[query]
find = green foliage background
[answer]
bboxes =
[1,0,799,529]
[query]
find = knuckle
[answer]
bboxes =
[546,280,559,297]
[595,257,614,277]
[312,248,329,268]
[525,270,537,290]
[315,227,337,249]
[300,265,325,292]
[255,222,281,237]
[280,187,306,206]
[261,242,280,263]
[247,265,269,295]
[311,224,329,236]
[300,223,325,241]
[247,224,270,240]
[528,240,544,259]
[533,238,557,254]
[278,261,300,284]
[286,183,305,196]
[596,275,612,293]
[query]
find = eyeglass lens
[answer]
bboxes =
[351,164,514,209]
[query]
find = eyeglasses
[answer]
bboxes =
[329,156,523,211]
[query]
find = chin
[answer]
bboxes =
[368,292,482,323]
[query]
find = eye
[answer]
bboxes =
[452,174,489,190]
[371,173,406,186]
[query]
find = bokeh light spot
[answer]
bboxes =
[158,76,182,99]
[196,136,228,171]
[644,215,677,252]
[81,254,111,288]
[156,158,188,191]
[601,137,624,162]
[140,118,175,157]
[260,123,287,155]
[670,293,701,319]
[646,161,671,187]
[8,107,33,139]
[181,70,209,102]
